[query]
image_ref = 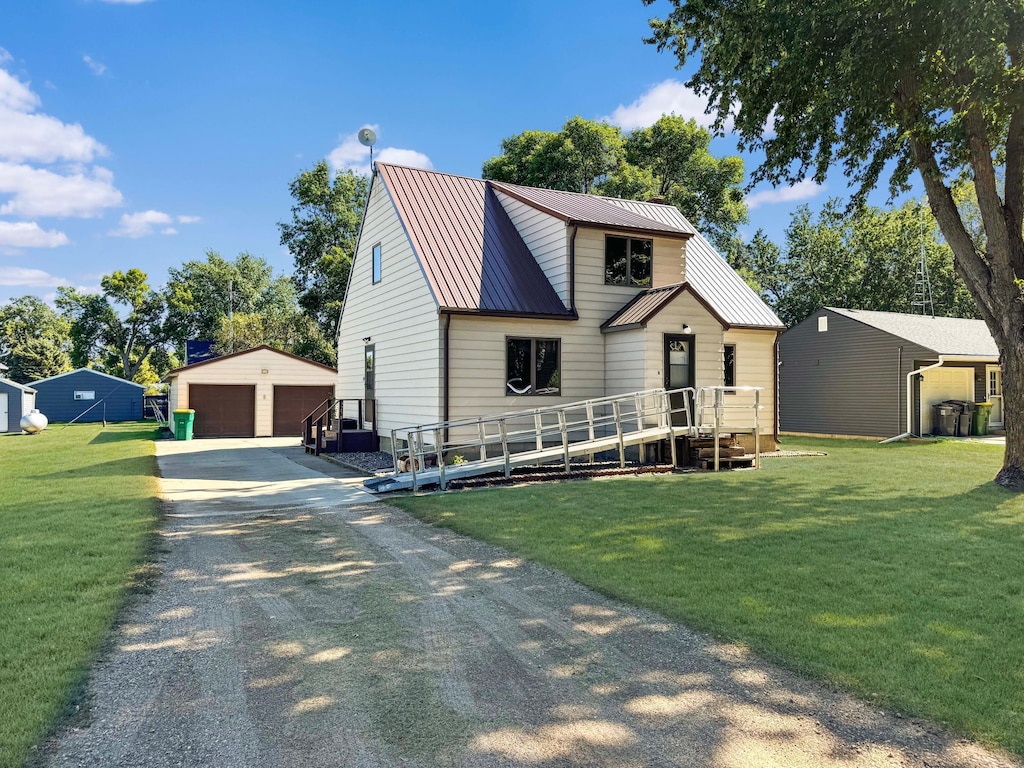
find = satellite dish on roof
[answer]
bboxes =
[357,127,377,170]
[358,128,376,147]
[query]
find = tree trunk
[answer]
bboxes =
[996,338,1024,489]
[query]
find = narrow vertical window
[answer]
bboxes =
[372,243,382,284]
[723,344,736,388]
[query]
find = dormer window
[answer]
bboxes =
[605,235,652,287]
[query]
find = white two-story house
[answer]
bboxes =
[337,163,785,451]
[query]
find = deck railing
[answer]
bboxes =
[303,397,377,455]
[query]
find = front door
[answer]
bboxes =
[364,344,375,427]
[664,334,695,426]
[987,364,1003,427]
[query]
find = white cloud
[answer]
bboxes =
[0,48,12,65]
[327,125,432,175]
[0,221,69,249]
[176,214,201,223]
[745,179,825,210]
[603,80,721,132]
[0,266,69,287]
[0,68,107,163]
[83,55,107,76]
[0,162,122,218]
[109,209,173,237]
[161,226,177,235]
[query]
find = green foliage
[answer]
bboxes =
[278,161,368,337]
[484,115,747,249]
[738,198,976,326]
[0,296,72,382]
[56,269,173,381]
[396,438,1024,755]
[166,250,297,344]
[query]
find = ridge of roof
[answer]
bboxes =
[824,307,997,357]
[164,344,337,378]
[0,376,37,393]
[30,367,147,388]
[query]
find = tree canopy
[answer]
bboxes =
[278,161,368,338]
[0,296,72,382]
[483,114,746,250]
[646,0,1024,489]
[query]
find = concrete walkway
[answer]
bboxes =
[41,438,1021,768]
[155,437,378,517]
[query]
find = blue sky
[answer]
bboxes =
[0,0,882,305]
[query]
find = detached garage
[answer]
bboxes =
[164,346,337,438]
[780,307,1000,439]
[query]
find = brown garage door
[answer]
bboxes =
[189,384,255,438]
[273,385,335,437]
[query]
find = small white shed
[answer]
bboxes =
[164,346,337,438]
[0,377,37,433]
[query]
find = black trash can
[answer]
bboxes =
[944,400,976,436]
[931,403,959,436]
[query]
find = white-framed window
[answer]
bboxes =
[74,391,96,400]
[372,243,382,284]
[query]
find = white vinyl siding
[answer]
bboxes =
[494,191,569,305]
[169,348,337,437]
[337,178,441,435]
[604,329,646,397]
[721,328,777,434]
[651,236,686,288]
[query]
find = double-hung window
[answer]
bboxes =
[506,338,560,395]
[605,235,652,287]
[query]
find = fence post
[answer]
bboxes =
[558,410,570,473]
[499,419,511,478]
[435,428,446,490]
[613,400,625,469]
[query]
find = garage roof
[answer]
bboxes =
[164,345,336,380]
[826,308,998,357]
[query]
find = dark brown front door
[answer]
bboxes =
[189,384,255,438]
[272,385,335,437]
[664,334,695,426]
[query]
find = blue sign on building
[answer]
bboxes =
[186,340,220,366]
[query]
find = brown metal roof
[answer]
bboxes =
[491,181,696,239]
[601,282,732,333]
[377,164,574,318]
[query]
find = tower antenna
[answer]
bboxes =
[910,197,935,317]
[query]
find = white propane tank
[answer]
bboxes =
[20,409,48,434]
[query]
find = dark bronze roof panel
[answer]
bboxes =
[601,283,687,332]
[377,164,573,317]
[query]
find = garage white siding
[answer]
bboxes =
[919,366,973,434]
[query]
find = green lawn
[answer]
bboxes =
[0,423,159,768]
[394,438,1024,756]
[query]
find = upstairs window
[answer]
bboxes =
[372,243,382,284]
[605,235,652,287]
[506,338,561,396]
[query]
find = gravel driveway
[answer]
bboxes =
[41,439,1019,767]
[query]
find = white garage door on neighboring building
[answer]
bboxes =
[920,366,974,435]
[0,392,7,432]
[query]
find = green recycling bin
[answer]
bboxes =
[173,409,195,441]
[972,402,993,436]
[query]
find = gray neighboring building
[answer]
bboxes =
[30,368,146,423]
[780,307,1000,439]
[0,377,37,433]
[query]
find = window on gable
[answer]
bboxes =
[506,338,561,395]
[372,243,382,284]
[74,391,96,401]
[605,235,652,287]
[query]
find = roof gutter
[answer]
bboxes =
[880,356,948,443]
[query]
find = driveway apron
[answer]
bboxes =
[42,439,1019,768]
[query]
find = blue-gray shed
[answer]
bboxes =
[0,377,38,433]
[30,368,146,423]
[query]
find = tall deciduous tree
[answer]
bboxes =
[646,0,1024,488]
[57,269,172,381]
[0,296,72,382]
[483,115,747,250]
[278,161,368,338]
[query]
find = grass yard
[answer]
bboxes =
[394,437,1024,756]
[0,423,159,768]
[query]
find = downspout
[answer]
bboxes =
[897,346,903,434]
[568,225,578,314]
[442,311,451,446]
[880,356,947,443]
[773,330,781,445]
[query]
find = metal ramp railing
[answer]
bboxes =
[364,386,763,493]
